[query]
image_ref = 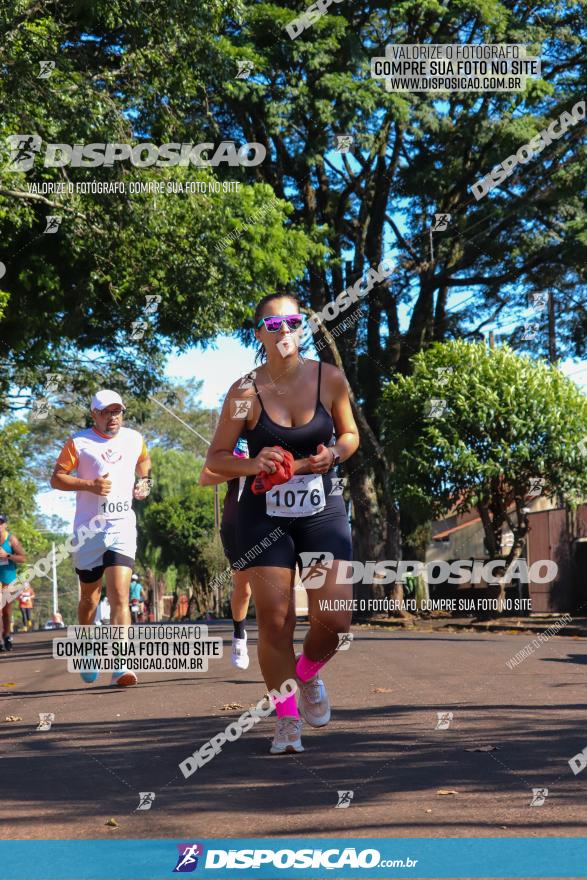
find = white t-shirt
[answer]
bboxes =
[55,426,149,531]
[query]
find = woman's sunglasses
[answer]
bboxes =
[256,314,303,333]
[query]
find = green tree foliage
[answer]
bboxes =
[0,422,36,517]
[380,340,587,570]
[2,0,585,567]
[195,0,586,562]
[0,0,316,407]
[135,446,225,615]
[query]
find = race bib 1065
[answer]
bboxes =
[99,491,132,520]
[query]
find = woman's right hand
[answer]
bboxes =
[254,446,284,474]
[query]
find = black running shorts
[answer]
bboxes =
[235,472,352,571]
[76,550,135,584]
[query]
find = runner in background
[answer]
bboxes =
[18,582,35,631]
[0,515,28,652]
[50,390,151,686]
[98,590,110,625]
[200,436,251,670]
[129,573,144,624]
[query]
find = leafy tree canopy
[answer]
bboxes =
[380,339,587,560]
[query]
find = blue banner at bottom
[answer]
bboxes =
[1,838,585,879]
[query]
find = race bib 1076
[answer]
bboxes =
[266,474,325,518]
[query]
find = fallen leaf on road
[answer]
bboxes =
[465,745,498,752]
[425,809,432,813]
[373,688,392,693]
[0,682,16,687]
[105,818,118,827]
[220,703,244,711]
[5,715,22,722]
[437,790,458,796]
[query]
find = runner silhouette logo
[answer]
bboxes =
[173,843,204,872]
[6,135,42,171]
[299,551,334,589]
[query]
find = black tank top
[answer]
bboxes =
[245,361,334,460]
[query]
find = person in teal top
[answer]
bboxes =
[129,573,144,624]
[0,514,28,652]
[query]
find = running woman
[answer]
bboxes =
[0,514,27,652]
[200,436,251,670]
[18,582,35,630]
[50,390,152,687]
[206,294,359,754]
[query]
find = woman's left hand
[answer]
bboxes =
[308,443,334,474]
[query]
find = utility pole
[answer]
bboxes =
[37,530,61,619]
[488,330,495,349]
[51,542,58,615]
[214,485,220,529]
[548,290,557,363]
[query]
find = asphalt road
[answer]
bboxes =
[1,623,586,841]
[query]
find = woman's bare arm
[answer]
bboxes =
[199,464,228,487]
[329,367,360,462]
[205,382,258,477]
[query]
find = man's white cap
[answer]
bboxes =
[91,390,126,412]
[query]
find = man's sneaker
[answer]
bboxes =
[231,632,249,670]
[297,670,331,728]
[4,635,13,652]
[111,667,138,687]
[270,717,304,754]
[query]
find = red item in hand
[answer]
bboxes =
[251,447,294,495]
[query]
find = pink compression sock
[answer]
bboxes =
[274,692,299,719]
[296,652,328,683]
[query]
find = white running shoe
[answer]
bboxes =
[297,671,331,727]
[270,716,304,754]
[231,632,250,670]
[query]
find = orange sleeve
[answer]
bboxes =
[137,438,150,464]
[55,438,79,473]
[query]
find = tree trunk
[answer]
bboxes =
[347,447,402,613]
[168,591,179,621]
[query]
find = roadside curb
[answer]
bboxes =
[355,615,587,637]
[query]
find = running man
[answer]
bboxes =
[206,294,359,753]
[200,436,251,670]
[50,390,151,686]
[0,514,28,652]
